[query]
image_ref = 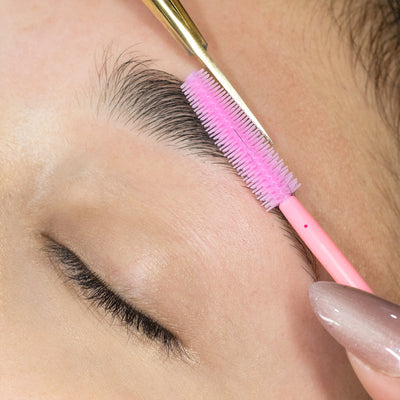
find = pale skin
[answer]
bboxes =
[1,0,399,399]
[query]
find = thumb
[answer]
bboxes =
[309,282,400,400]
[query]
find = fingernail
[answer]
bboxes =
[309,281,400,377]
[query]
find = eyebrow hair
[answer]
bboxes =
[95,51,227,161]
[93,49,319,280]
[329,0,400,142]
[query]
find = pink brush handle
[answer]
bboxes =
[279,196,373,293]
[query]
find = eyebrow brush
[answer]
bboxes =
[140,0,273,144]
[182,69,374,294]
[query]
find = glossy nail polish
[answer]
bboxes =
[309,281,400,377]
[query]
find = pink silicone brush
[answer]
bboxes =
[181,69,373,293]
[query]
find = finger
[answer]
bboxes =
[309,282,400,399]
[347,352,400,400]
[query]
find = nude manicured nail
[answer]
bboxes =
[309,281,400,377]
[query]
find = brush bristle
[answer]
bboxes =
[181,69,300,211]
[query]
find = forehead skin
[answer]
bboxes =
[0,0,397,399]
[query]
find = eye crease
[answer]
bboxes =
[41,237,184,357]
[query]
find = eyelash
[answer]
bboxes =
[43,239,182,356]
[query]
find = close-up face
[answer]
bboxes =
[1,1,399,398]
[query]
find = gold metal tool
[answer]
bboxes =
[141,0,273,144]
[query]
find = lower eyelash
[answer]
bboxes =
[42,239,183,356]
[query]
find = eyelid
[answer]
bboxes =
[41,235,186,358]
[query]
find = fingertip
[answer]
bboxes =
[348,352,400,400]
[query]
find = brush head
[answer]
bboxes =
[181,69,300,211]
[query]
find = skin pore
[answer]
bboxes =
[1,0,399,399]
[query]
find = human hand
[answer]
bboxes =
[309,282,400,400]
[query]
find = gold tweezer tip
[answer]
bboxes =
[141,0,273,144]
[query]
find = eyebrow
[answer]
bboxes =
[95,51,227,161]
[93,50,319,280]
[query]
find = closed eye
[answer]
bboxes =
[42,236,185,358]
